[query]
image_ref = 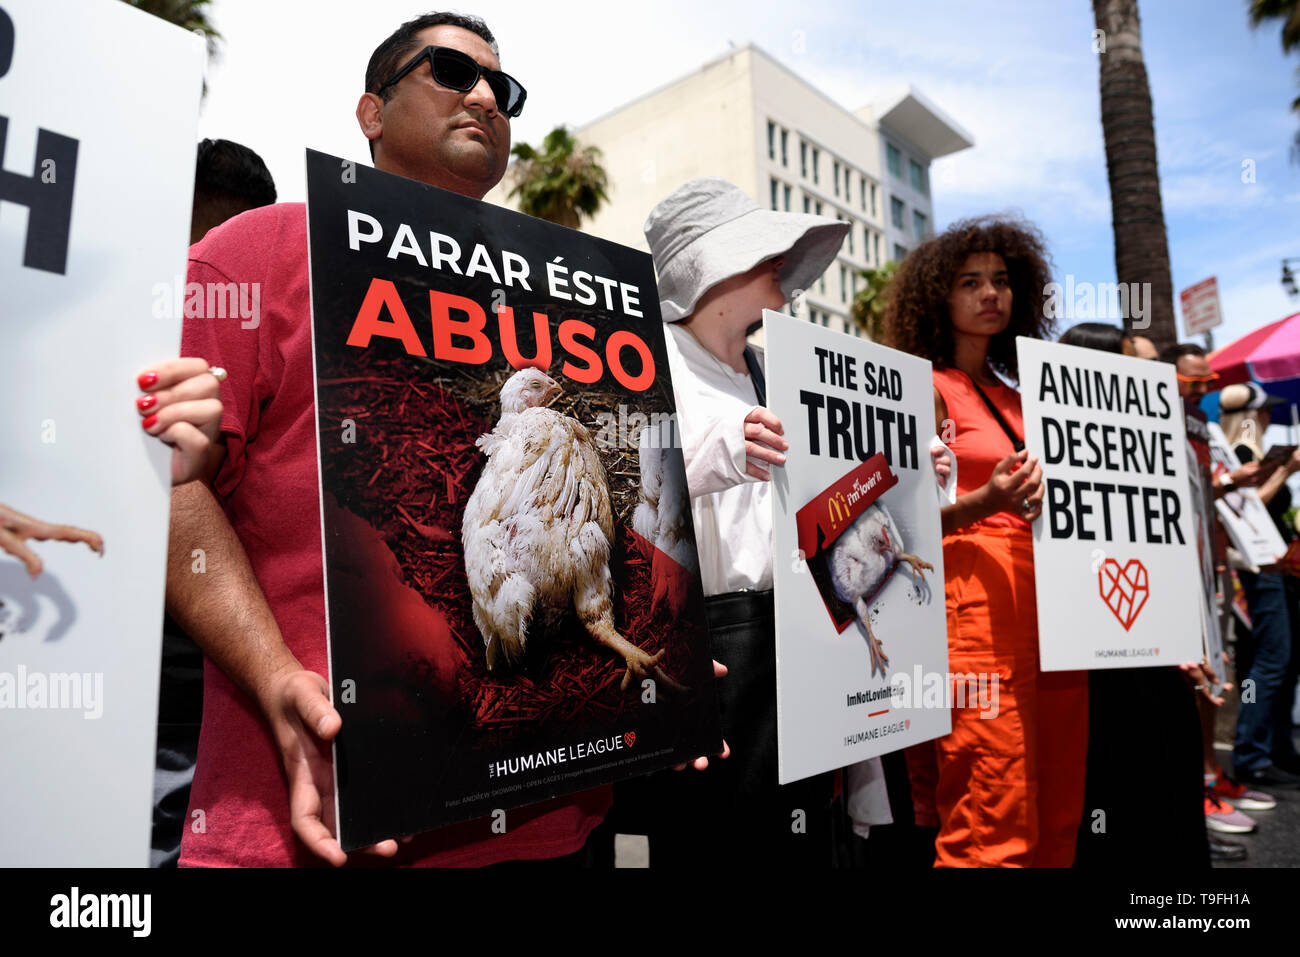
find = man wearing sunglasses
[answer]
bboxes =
[169,12,612,869]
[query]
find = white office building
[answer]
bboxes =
[489,45,972,340]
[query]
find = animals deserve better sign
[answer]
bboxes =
[1018,338,1202,671]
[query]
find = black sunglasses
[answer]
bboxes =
[377,45,527,118]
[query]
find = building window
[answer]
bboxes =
[909,158,926,194]
[874,232,881,265]
[812,148,820,185]
[847,221,854,256]
[839,265,847,303]
[913,210,927,239]
[770,177,779,211]
[890,196,905,230]
[768,122,776,161]
[845,166,851,199]
[819,273,826,294]
[803,195,811,214]
[781,128,789,167]
[800,141,808,178]
[783,183,791,211]
[833,160,840,197]
[870,183,877,218]
[886,143,901,178]
[894,243,907,261]
[851,272,858,297]
[815,200,823,216]
[860,176,867,212]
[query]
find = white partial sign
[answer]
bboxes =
[1206,423,1287,568]
[1018,338,1202,670]
[1179,276,1223,337]
[766,312,950,784]
[0,0,204,865]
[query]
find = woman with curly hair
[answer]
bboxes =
[885,216,1088,867]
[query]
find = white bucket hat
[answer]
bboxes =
[644,177,849,323]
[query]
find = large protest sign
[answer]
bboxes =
[305,150,720,848]
[766,312,949,783]
[1185,413,1226,695]
[0,0,203,865]
[1206,422,1288,569]
[1018,338,1202,670]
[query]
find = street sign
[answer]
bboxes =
[1180,276,1223,337]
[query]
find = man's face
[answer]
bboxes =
[1176,354,1213,397]
[361,25,511,198]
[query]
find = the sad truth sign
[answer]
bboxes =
[1016,338,1202,671]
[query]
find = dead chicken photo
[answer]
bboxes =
[828,499,933,680]
[462,367,681,692]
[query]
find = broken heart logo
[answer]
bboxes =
[623,731,636,748]
[1097,558,1149,631]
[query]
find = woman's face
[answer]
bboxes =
[945,252,1011,338]
[1121,336,1136,357]
[693,255,787,327]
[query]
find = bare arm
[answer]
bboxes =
[1254,449,1300,506]
[165,476,298,704]
[165,470,397,866]
[933,386,1042,536]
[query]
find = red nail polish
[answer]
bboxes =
[142,414,158,429]
[136,394,157,412]
[138,371,158,390]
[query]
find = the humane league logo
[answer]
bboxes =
[1098,557,1149,630]
[487,731,635,780]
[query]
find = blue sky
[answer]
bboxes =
[197,0,1300,352]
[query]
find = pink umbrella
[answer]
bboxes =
[1209,312,1300,404]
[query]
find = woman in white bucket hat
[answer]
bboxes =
[628,177,884,866]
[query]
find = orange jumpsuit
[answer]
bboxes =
[905,368,1089,867]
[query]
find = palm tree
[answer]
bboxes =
[1092,0,1176,352]
[851,261,898,341]
[1247,0,1300,158]
[120,0,221,93]
[508,127,610,229]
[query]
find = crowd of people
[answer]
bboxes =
[10,8,1296,869]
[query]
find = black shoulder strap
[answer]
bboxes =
[962,370,1024,452]
[744,345,767,406]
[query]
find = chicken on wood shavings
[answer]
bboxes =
[462,368,685,693]
[828,500,933,680]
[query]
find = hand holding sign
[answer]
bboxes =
[983,449,1043,521]
[743,406,789,481]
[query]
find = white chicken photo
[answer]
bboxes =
[827,498,933,680]
[461,368,682,692]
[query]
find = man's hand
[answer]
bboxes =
[0,503,103,578]
[257,666,400,867]
[673,660,730,770]
[136,357,224,485]
[744,407,788,481]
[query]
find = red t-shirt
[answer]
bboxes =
[933,366,1030,532]
[180,203,610,867]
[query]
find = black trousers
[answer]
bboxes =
[622,590,834,867]
[1073,666,1209,868]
